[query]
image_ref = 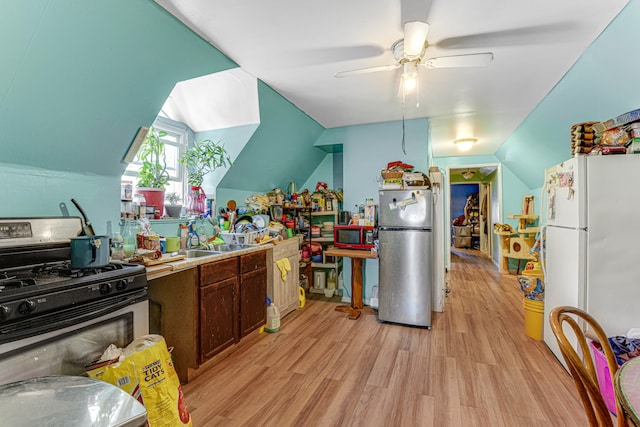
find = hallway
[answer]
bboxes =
[183,248,586,426]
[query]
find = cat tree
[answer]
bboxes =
[494,195,539,274]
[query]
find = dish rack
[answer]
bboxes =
[220,229,267,245]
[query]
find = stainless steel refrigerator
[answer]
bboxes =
[378,187,433,327]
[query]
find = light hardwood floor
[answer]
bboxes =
[183,248,587,426]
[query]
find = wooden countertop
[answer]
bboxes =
[145,243,274,280]
[323,247,377,259]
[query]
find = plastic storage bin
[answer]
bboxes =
[589,340,619,414]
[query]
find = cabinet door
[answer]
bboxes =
[272,253,300,317]
[239,268,267,338]
[199,277,238,363]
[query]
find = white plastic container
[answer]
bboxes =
[265,303,280,333]
[313,270,326,289]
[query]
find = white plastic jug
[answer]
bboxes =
[265,303,281,333]
[313,270,326,289]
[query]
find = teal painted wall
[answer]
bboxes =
[321,118,430,301]
[0,0,236,230]
[495,0,640,189]
[219,81,326,193]
[301,154,334,191]
[194,124,259,201]
[0,0,236,176]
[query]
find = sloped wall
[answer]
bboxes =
[495,0,640,189]
[0,0,236,177]
[218,81,326,193]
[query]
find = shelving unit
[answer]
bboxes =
[283,208,342,294]
[465,193,480,249]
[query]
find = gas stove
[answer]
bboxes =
[0,217,148,345]
[0,260,146,324]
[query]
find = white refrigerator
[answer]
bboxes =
[542,155,640,362]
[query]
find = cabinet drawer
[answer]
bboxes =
[200,257,238,287]
[240,251,266,274]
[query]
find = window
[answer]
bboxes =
[121,120,188,208]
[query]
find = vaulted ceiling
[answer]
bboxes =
[155,0,628,157]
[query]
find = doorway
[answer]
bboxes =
[446,164,500,264]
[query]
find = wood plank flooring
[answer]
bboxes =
[183,248,588,426]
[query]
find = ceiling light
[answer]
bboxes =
[461,169,475,180]
[453,138,477,152]
[402,62,418,92]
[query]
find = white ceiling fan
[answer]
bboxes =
[334,21,494,91]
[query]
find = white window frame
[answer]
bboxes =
[122,120,188,203]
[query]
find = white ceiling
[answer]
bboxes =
[155,0,628,157]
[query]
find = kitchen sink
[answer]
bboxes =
[211,244,249,252]
[179,249,223,258]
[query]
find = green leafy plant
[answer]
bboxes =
[136,126,170,188]
[179,139,232,187]
[165,192,182,205]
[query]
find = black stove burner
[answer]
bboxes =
[30,262,124,279]
[0,274,37,291]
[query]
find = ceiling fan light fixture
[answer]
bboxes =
[402,62,418,92]
[454,138,477,152]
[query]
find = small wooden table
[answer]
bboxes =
[323,247,377,320]
[614,356,640,425]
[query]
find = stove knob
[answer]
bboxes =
[17,300,36,315]
[115,280,128,291]
[0,306,10,320]
[100,283,113,295]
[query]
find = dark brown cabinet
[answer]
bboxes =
[239,251,267,338]
[199,276,237,362]
[148,249,269,383]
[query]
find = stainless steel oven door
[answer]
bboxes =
[0,299,148,385]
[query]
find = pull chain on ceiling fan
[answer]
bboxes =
[335,20,494,155]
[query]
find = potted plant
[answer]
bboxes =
[135,126,170,217]
[164,192,183,218]
[179,139,232,215]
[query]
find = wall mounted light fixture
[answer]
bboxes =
[453,138,477,152]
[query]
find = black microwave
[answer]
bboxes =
[333,225,374,250]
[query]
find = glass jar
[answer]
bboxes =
[122,220,136,257]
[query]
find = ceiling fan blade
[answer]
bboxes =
[401,0,433,26]
[270,45,385,67]
[423,53,494,69]
[403,21,429,57]
[334,63,400,78]
[434,23,580,50]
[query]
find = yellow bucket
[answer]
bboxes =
[523,297,544,340]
